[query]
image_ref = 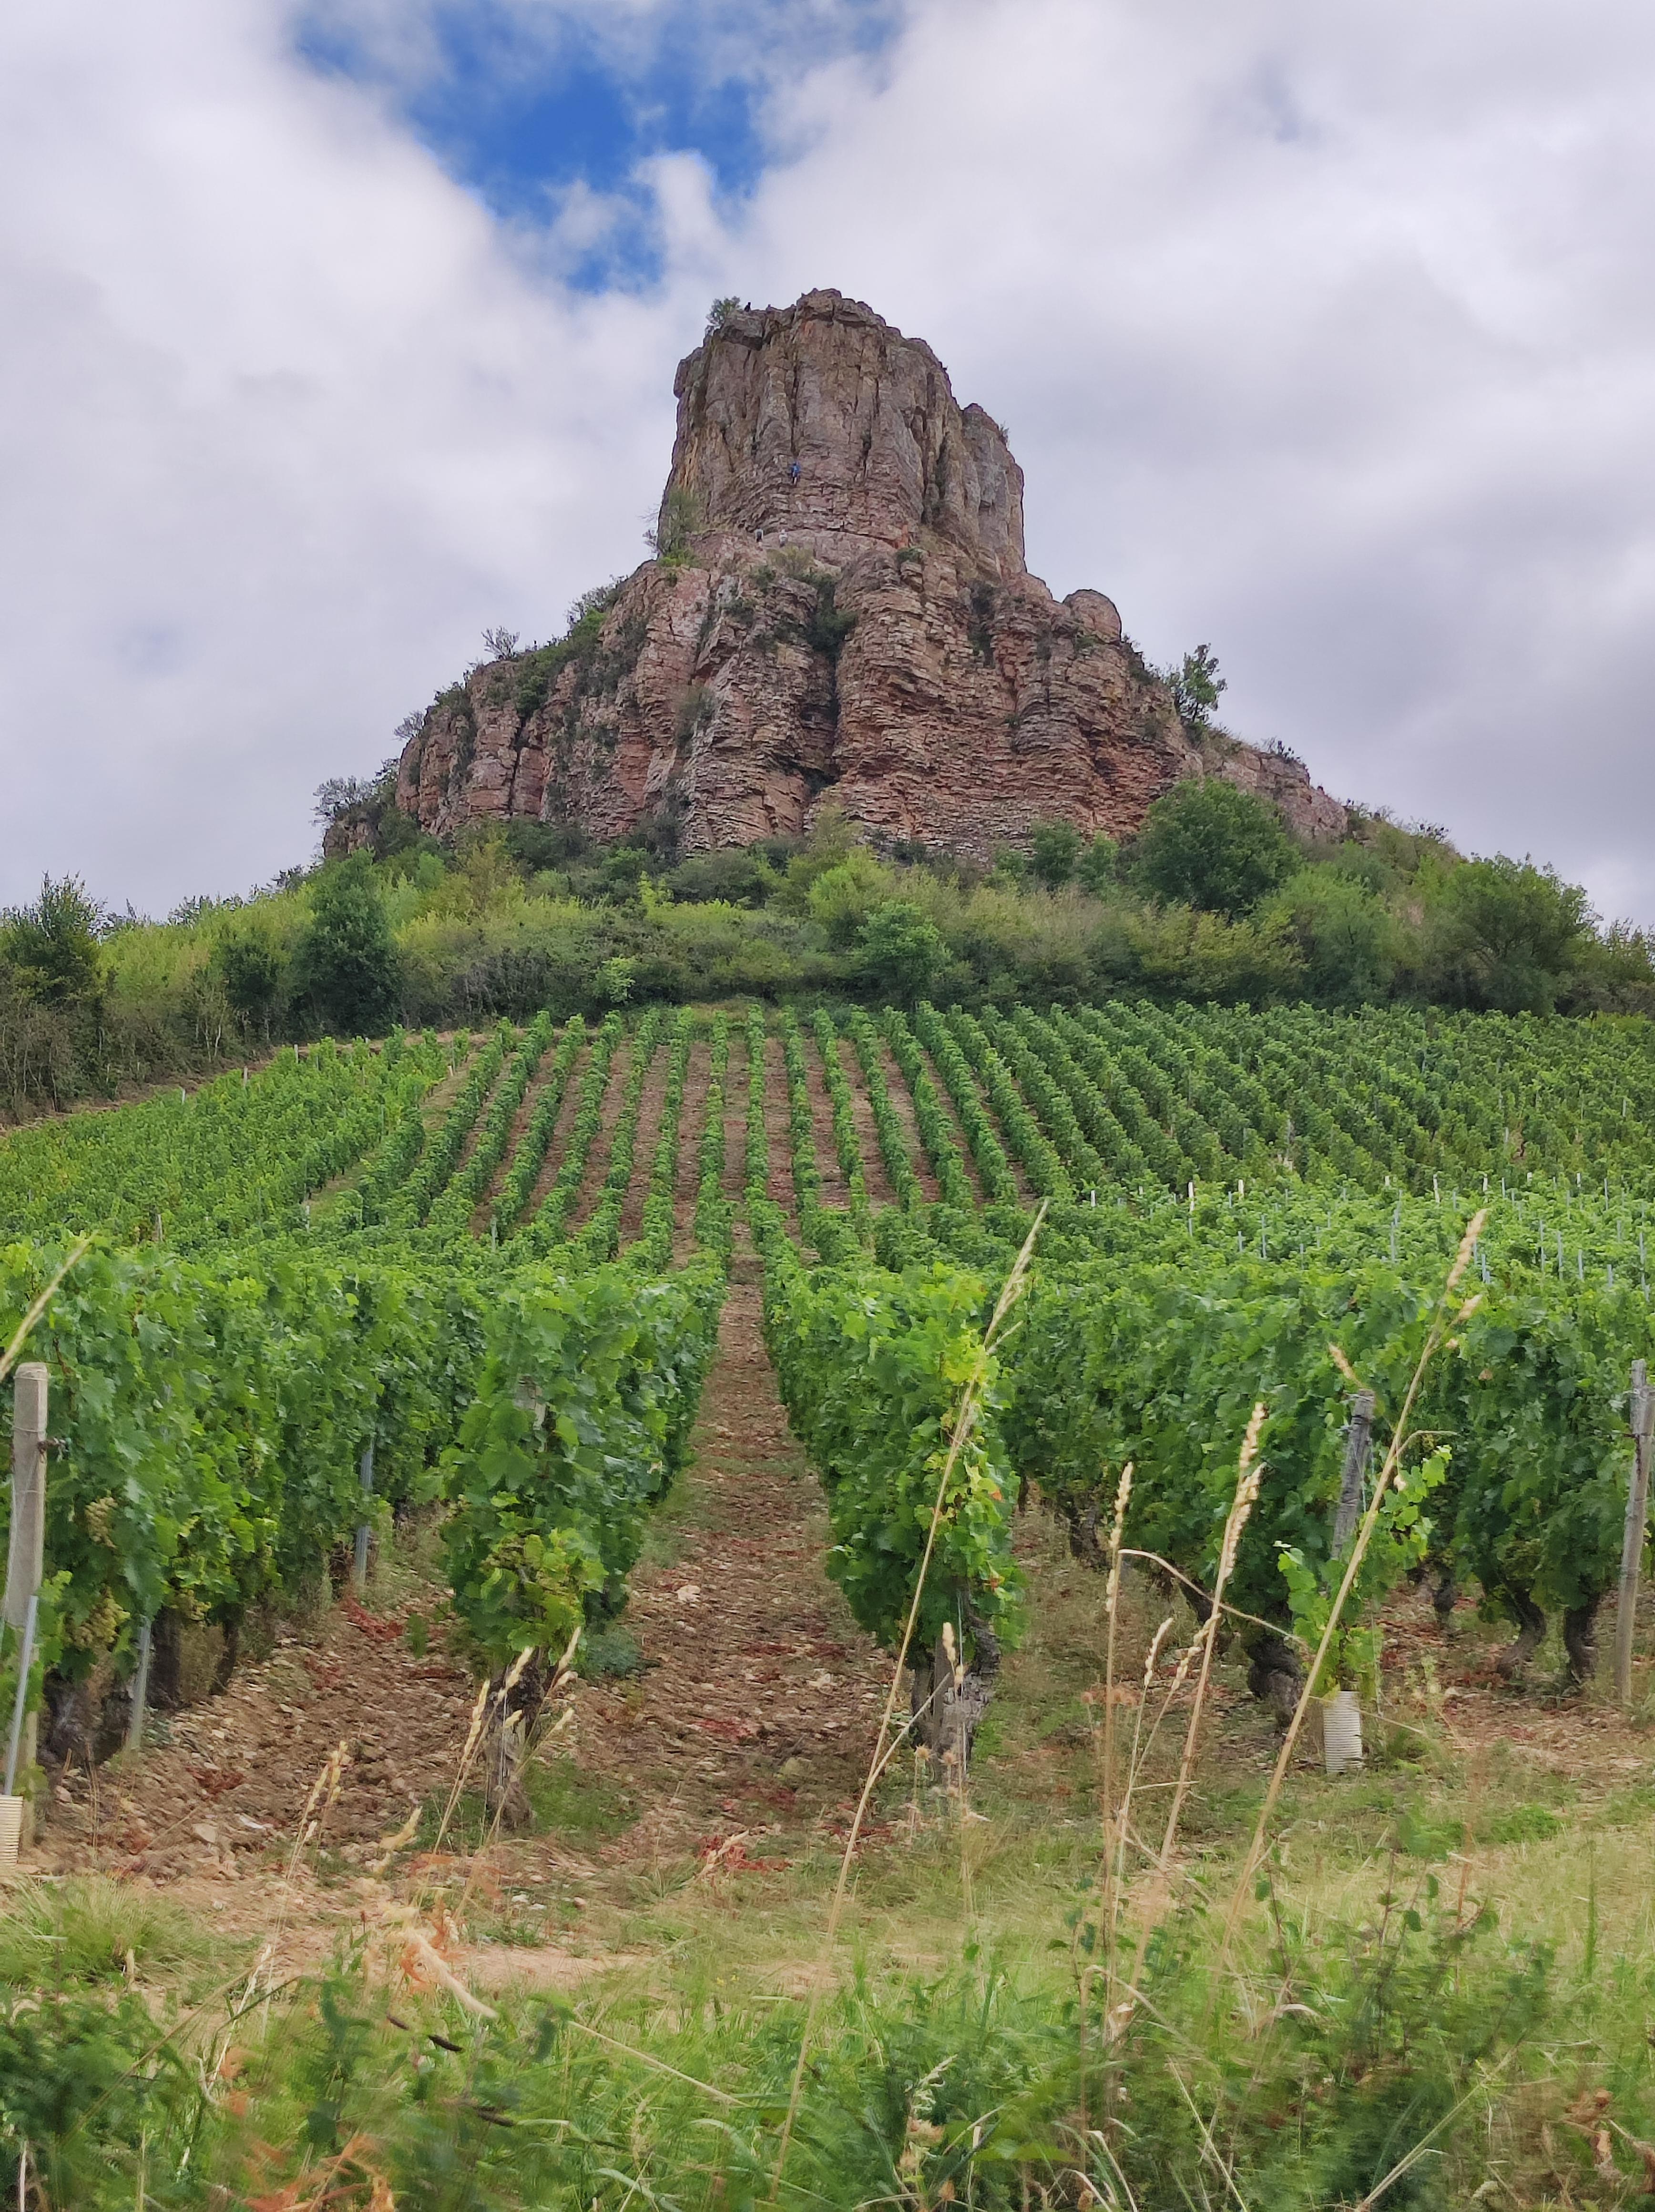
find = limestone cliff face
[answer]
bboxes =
[393,289,1346,858]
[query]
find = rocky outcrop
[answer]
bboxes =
[393,290,1346,859]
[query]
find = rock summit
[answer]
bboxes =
[392,289,1345,858]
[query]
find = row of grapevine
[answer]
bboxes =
[858,1000,1655,1205]
[750,1198,1022,1684]
[0,1230,727,1731]
[424,1013,556,1238]
[777,1007,826,1229]
[690,1012,734,1262]
[377,1024,512,1229]
[442,1255,725,1670]
[843,1010,924,1206]
[490,1015,587,1231]
[516,1012,624,1253]
[811,1010,871,1231]
[631,1006,697,1269]
[744,1005,769,1194]
[909,1006,1021,1203]
[883,1013,977,1208]
[1007,1246,1648,1685]
[0,1236,483,1706]
[568,1008,667,1264]
[871,1176,1653,1685]
[0,1033,446,1249]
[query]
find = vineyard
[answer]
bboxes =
[7,998,1655,2205]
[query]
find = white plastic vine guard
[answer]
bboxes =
[1321,1690,1364,1775]
[0,1796,23,1869]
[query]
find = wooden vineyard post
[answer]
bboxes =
[1332,1390,1376,1557]
[3,1364,48,1850]
[353,1439,375,1590]
[1614,1360,1655,1705]
[126,1621,153,1754]
[1324,1389,1375,1775]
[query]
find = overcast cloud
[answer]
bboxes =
[3,0,1653,920]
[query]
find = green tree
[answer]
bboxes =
[213,927,287,1039]
[1028,819,1081,890]
[1429,855,1592,1014]
[0,876,102,1007]
[293,856,399,1034]
[808,850,896,948]
[1074,831,1120,897]
[1166,643,1226,730]
[1261,869,1400,1005]
[858,900,949,1003]
[1131,779,1297,918]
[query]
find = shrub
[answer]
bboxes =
[1028,819,1081,890]
[1427,854,1593,1014]
[1131,778,1297,918]
[1,877,103,1008]
[858,900,949,1002]
[1073,830,1119,896]
[808,851,895,949]
[212,926,287,1038]
[1262,867,1400,1005]
[292,856,399,1034]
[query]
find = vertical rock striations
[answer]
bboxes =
[394,290,1346,857]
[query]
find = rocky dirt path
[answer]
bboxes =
[571,1272,889,1864]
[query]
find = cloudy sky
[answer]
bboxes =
[4,0,1654,920]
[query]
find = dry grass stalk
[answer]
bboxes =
[425,1622,582,1924]
[768,1201,1047,2197]
[0,1233,92,1387]
[244,1740,352,2009]
[1087,1617,1173,2139]
[941,1620,980,1929]
[1100,1464,1133,1833]
[1159,1406,1265,1869]
[1219,1209,1489,1962]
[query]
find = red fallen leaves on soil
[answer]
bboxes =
[695,1832,790,1876]
[695,1716,761,1741]
[820,1818,897,1852]
[305,1662,346,1691]
[721,1789,797,1815]
[189,1766,247,1799]
[341,1596,408,1645]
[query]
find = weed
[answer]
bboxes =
[578,1624,646,1679]
[0,1875,219,1987]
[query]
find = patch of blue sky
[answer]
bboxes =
[296,2,899,289]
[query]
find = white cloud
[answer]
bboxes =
[5,0,1655,920]
[0,0,703,911]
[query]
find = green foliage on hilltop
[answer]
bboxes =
[8,759,1655,1117]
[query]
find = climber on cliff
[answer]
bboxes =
[788,459,801,485]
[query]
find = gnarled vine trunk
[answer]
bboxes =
[909,1610,1001,1775]
[1563,1596,1603,1685]
[1493,1588,1548,1682]
[1246,1629,1303,1723]
[482,1655,547,1832]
